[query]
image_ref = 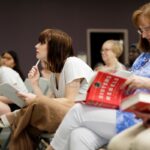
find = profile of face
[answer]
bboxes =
[35,28,74,73]
[1,52,16,68]
[35,42,48,61]
[101,41,117,64]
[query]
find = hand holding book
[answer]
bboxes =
[133,110,150,128]
[122,75,150,93]
[85,70,132,108]
[120,75,150,113]
[85,70,150,112]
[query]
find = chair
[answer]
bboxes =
[36,133,54,150]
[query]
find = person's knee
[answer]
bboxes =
[69,103,83,116]
[70,128,83,145]
[0,102,11,115]
[131,132,150,150]
[70,128,103,150]
[71,103,82,111]
[33,99,51,112]
[107,136,121,150]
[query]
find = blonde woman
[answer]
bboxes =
[95,39,126,72]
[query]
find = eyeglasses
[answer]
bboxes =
[101,48,112,53]
[137,26,150,35]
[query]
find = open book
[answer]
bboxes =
[84,70,132,108]
[0,83,27,107]
[120,92,150,112]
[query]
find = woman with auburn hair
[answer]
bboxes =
[0,28,94,150]
[45,3,150,149]
[107,2,150,150]
[45,43,145,150]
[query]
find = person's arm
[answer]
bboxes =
[28,65,43,96]
[16,65,43,105]
[134,110,150,127]
[18,78,82,107]
[38,78,82,107]
[122,75,150,127]
[54,78,82,107]
[123,75,150,92]
[0,96,12,104]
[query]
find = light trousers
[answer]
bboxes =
[108,122,150,150]
[51,103,117,150]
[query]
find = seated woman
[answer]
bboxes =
[107,77,150,150]
[45,4,150,149]
[94,39,126,72]
[0,50,27,111]
[107,2,150,150]
[1,50,25,81]
[0,57,28,115]
[0,28,94,150]
[46,38,150,150]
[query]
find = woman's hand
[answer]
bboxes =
[28,66,40,86]
[122,75,150,92]
[17,91,37,105]
[134,110,150,128]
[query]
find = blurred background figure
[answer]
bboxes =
[0,56,28,115]
[126,43,141,69]
[94,39,126,72]
[1,50,25,80]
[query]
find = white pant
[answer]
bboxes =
[51,103,117,150]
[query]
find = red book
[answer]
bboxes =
[120,92,150,112]
[84,71,130,109]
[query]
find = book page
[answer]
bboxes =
[115,70,132,78]
[0,83,27,107]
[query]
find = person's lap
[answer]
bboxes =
[107,122,145,150]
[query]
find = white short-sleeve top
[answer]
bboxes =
[49,57,94,101]
[0,66,28,92]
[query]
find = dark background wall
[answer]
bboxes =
[0,0,149,77]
